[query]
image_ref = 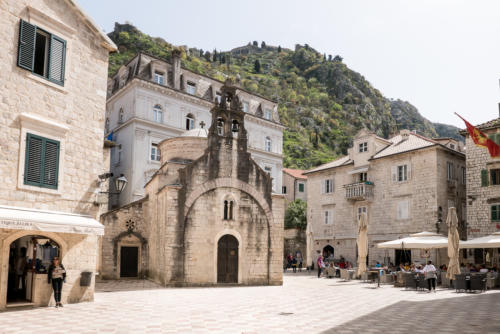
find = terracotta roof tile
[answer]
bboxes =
[283,168,307,179]
[303,156,353,174]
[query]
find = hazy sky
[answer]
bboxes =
[80,0,500,127]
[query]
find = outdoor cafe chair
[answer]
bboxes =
[470,274,486,292]
[416,275,427,291]
[454,274,467,292]
[404,273,417,290]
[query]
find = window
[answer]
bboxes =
[151,143,161,162]
[359,172,367,182]
[24,133,60,189]
[447,162,454,181]
[242,101,249,113]
[105,118,110,133]
[481,169,489,187]
[18,20,66,86]
[491,169,500,185]
[323,179,334,194]
[153,105,163,123]
[397,201,409,220]
[450,144,455,150]
[119,108,124,124]
[357,207,367,221]
[154,71,164,85]
[462,167,466,185]
[282,186,287,194]
[264,109,272,120]
[358,142,368,153]
[186,114,195,130]
[298,183,305,192]
[491,205,500,222]
[397,165,408,182]
[223,200,235,220]
[324,210,333,225]
[186,82,196,95]
[265,137,271,152]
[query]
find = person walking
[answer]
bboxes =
[48,257,66,307]
[317,253,325,278]
[423,260,437,292]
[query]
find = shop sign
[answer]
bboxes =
[0,219,34,230]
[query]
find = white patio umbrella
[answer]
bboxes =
[459,232,500,248]
[306,222,315,268]
[446,207,460,280]
[377,231,448,249]
[356,213,368,277]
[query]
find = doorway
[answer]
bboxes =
[323,245,334,259]
[7,236,59,305]
[217,235,238,283]
[120,246,139,278]
[395,249,411,266]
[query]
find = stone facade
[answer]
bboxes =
[461,117,500,262]
[101,82,284,286]
[0,0,115,309]
[304,129,466,267]
[106,53,284,207]
[282,168,307,207]
[283,228,306,262]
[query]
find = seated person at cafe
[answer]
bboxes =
[398,263,406,272]
[375,262,381,268]
[479,265,488,273]
[404,262,410,271]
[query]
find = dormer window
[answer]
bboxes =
[186,114,195,130]
[186,82,196,95]
[264,109,272,120]
[358,142,368,153]
[242,101,249,113]
[154,71,164,85]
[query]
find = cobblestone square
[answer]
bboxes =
[0,273,498,334]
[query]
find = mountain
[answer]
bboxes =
[107,23,462,169]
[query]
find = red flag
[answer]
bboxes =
[456,113,500,157]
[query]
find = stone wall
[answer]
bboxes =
[283,228,306,261]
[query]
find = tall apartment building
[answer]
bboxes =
[106,52,284,206]
[460,116,500,264]
[304,129,466,267]
[0,0,115,309]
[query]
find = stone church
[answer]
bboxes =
[100,81,284,286]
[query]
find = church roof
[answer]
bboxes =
[180,128,208,138]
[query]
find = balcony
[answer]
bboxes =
[344,182,374,201]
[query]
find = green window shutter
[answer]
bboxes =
[481,169,489,187]
[17,19,37,71]
[299,183,305,192]
[42,139,60,188]
[492,205,499,221]
[48,35,66,85]
[24,134,43,186]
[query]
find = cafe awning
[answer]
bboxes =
[0,205,104,236]
[377,231,448,249]
[459,232,500,248]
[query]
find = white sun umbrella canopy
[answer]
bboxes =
[446,207,461,280]
[357,213,369,277]
[460,232,500,248]
[377,231,448,249]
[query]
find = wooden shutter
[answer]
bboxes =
[24,134,43,185]
[49,35,66,85]
[17,20,37,71]
[481,169,489,187]
[42,139,60,188]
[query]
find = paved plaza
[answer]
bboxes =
[0,273,499,334]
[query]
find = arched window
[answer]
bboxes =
[105,118,110,133]
[118,108,124,124]
[223,199,235,220]
[265,137,272,152]
[186,113,195,130]
[153,104,163,123]
[217,118,225,136]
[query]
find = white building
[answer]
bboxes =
[106,52,284,206]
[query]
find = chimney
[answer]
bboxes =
[400,129,411,139]
[171,49,181,90]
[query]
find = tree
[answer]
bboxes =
[261,41,266,48]
[328,54,332,62]
[278,45,282,53]
[199,49,203,57]
[212,49,217,62]
[323,53,326,61]
[221,54,226,64]
[253,41,258,46]
[284,199,307,229]
[254,59,261,73]
[333,55,343,62]
[204,51,211,62]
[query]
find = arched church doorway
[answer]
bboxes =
[323,245,334,259]
[217,235,238,283]
[7,235,59,305]
[120,246,139,278]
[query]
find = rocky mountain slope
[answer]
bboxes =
[107,23,462,169]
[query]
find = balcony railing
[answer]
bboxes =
[344,182,374,200]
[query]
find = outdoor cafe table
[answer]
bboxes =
[367,270,381,287]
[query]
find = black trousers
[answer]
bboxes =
[317,267,322,278]
[427,278,436,291]
[52,278,63,303]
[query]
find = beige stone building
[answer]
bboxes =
[100,82,284,286]
[460,116,500,264]
[282,168,307,206]
[0,0,116,309]
[304,129,466,268]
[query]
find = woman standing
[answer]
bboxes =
[48,257,66,307]
[423,260,437,292]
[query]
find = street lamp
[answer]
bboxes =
[114,175,128,194]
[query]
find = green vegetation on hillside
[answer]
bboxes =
[108,23,462,169]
